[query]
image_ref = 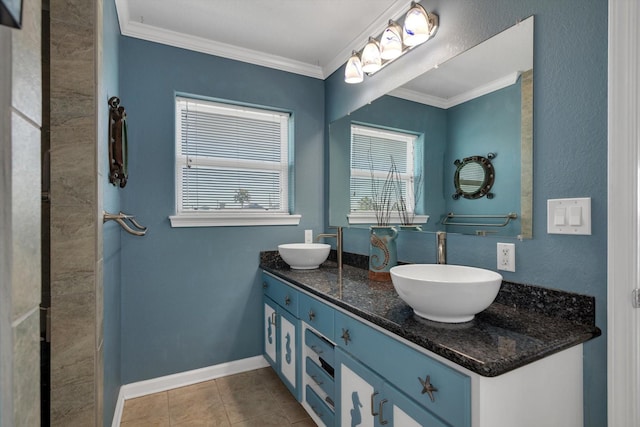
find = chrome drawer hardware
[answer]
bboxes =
[308,309,315,321]
[378,399,389,425]
[370,391,380,416]
[341,328,351,345]
[418,375,438,402]
[284,295,291,306]
[262,281,268,289]
[310,375,323,385]
[310,345,323,355]
[269,312,277,327]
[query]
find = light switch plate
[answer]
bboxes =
[547,198,591,235]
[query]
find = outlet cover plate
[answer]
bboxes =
[497,242,515,272]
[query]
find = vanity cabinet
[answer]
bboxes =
[262,275,301,399]
[261,271,585,427]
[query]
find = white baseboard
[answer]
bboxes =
[111,355,269,427]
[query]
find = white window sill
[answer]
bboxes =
[169,212,302,227]
[347,213,429,225]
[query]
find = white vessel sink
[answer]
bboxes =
[278,243,331,270]
[390,264,503,323]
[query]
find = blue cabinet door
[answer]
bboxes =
[336,348,383,427]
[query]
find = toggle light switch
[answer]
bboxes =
[547,198,591,235]
[569,206,582,226]
[554,208,566,226]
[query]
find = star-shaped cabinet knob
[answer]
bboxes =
[418,375,438,402]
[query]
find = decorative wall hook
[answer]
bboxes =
[108,96,128,187]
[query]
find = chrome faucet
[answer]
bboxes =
[316,227,343,271]
[436,231,446,264]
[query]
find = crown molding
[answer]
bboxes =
[389,71,522,109]
[115,0,324,79]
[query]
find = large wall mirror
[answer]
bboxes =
[329,17,533,238]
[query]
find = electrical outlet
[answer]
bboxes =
[497,243,515,272]
[304,229,313,244]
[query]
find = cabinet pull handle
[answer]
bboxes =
[308,309,315,321]
[418,375,438,402]
[310,345,323,355]
[378,399,389,425]
[262,281,268,289]
[269,312,277,327]
[341,328,351,345]
[310,374,323,385]
[370,391,380,416]
[284,295,291,306]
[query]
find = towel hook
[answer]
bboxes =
[103,211,147,236]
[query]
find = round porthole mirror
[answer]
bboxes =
[453,153,496,199]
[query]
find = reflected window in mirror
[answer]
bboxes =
[349,124,423,222]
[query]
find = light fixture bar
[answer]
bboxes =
[344,2,439,84]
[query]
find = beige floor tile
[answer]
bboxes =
[121,392,169,424]
[168,380,229,426]
[120,419,170,427]
[280,401,311,423]
[230,411,296,426]
[291,419,317,426]
[223,387,281,424]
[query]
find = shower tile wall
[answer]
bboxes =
[0,0,42,424]
[50,0,104,425]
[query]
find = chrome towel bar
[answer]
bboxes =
[103,211,148,236]
[441,212,518,227]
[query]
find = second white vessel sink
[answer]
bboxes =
[278,243,331,270]
[390,264,503,323]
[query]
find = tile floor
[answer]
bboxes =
[119,367,316,426]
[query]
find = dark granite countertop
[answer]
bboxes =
[260,252,601,377]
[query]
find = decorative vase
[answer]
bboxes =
[369,226,398,281]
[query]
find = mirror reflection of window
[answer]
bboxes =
[349,124,420,214]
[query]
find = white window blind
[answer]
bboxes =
[171,96,300,227]
[350,124,417,214]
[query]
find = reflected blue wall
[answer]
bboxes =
[445,82,521,235]
[118,38,325,383]
[326,1,607,425]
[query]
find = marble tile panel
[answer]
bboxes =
[50,379,94,427]
[10,113,41,321]
[50,290,95,388]
[49,92,95,128]
[11,0,41,126]
[50,0,95,27]
[96,344,104,427]
[50,270,94,296]
[96,258,103,348]
[50,205,95,273]
[12,309,40,427]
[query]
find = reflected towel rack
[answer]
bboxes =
[441,212,518,227]
[103,211,148,236]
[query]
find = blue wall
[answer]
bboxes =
[101,0,122,425]
[118,39,325,383]
[326,1,607,425]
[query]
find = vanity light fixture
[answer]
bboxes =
[344,1,438,84]
[361,37,382,73]
[344,51,364,84]
[380,20,403,60]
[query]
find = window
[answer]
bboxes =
[349,124,425,224]
[170,96,300,227]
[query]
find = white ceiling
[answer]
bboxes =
[115,0,409,79]
[114,1,533,105]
